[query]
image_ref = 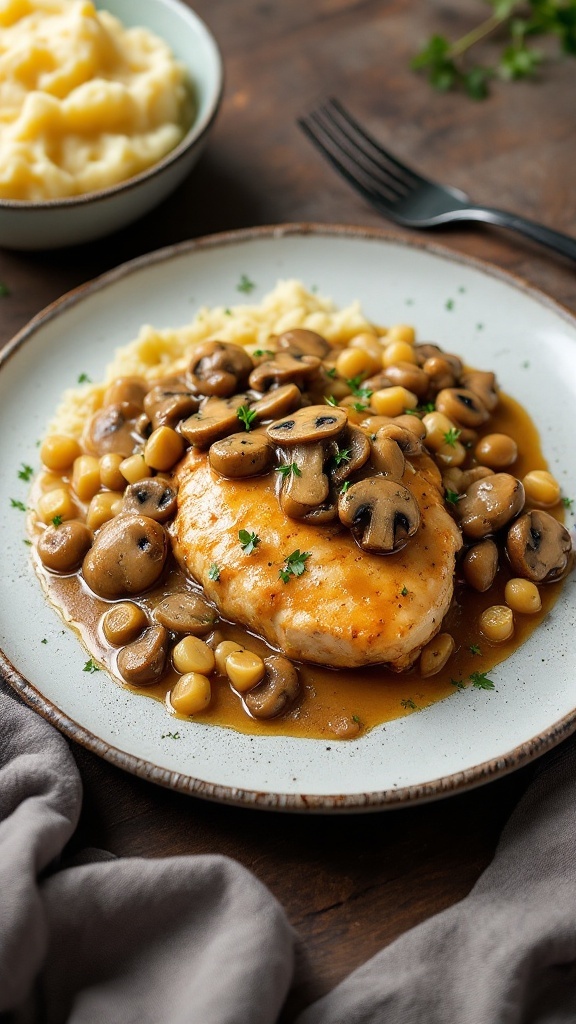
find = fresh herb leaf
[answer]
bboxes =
[237,274,256,294]
[418,402,436,414]
[23,538,32,546]
[332,446,352,466]
[325,367,337,379]
[469,643,482,655]
[450,677,466,689]
[162,731,181,739]
[18,463,33,481]
[10,498,26,511]
[445,298,455,311]
[400,585,409,597]
[253,348,274,358]
[470,670,496,690]
[340,481,351,494]
[275,462,302,479]
[443,427,462,448]
[237,405,257,431]
[83,659,100,673]
[239,529,260,555]
[325,395,338,407]
[561,496,573,509]
[208,563,221,581]
[52,515,63,526]
[279,549,311,583]
[41,638,48,644]
[400,697,417,710]
[352,402,369,413]
[77,372,92,384]
[346,375,373,400]
[445,489,462,505]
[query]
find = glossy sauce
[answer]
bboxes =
[30,392,568,740]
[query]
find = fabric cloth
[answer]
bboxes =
[2,677,576,1024]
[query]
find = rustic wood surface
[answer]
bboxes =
[1,1,575,1016]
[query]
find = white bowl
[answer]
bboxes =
[0,0,223,250]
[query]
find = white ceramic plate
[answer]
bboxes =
[2,226,575,811]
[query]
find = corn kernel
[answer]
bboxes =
[170,673,212,715]
[435,440,467,467]
[505,578,542,615]
[144,426,185,472]
[381,340,418,367]
[522,470,561,508]
[102,602,148,646]
[172,635,215,676]
[40,435,82,472]
[99,453,126,491]
[37,487,77,524]
[120,454,151,484]
[335,346,376,380]
[225,650,266,692]
[72,455,101,502]
[348,332,383,364]
[370,386,418,417]
[422,411,457,451]
[86,490,124,531]
[386,324,416,345]
[479,605,514,642]
[214,639,245,675]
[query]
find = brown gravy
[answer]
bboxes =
[30,392,567,741]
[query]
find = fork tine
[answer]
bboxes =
[300,109,410,206]
[325,99,427,188]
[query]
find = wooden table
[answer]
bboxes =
[1,2,575,1017]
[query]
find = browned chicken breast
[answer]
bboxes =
[173,451,462,670]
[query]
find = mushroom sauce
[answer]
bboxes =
[29,284,574,740]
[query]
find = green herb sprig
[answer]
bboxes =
[412,0,576,99]
[239,529,260,555]
[237,405,257,431]
[279,549,311,583]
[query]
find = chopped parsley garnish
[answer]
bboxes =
[237,274,256,294]
[416,402,436,414]
[562,496,573,509]
[325,367,337,379]
[470,671,495,690]
[522,360,530,369]
[352,402,369,413]
[77,373,92,384]
[276,462,302,479]
[325,395,338,407]
[340,481,351,494]
[444,489,462,505]
[445,298,455,311]
[346,375,372,400]
[253,348,274,358]
[18,463,33,481]
[239,529,260,554]
[83,659,100,673]
[237,405,257,431]
[400,697,417,710]
[224,308,232,316]
[332,446,352,466]
[23,539,32,546]
[443,427,461,448]
[469,643,481,655]
[52,515,63,527]
[400,585,409,597]
[279,549,311,583]
[208,563,221,581]
[450,677,465,689]
[10,498,26,511]
[41,638,48,644]
[162,731,181,740]
[352,714,361,724]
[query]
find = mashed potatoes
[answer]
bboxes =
[0,0,192,201]
[49,280,375,437]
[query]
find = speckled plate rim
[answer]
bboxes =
[1,223,576,813]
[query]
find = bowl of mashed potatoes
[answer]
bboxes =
[0,0,223,249]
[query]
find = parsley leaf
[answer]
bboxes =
[275,462,302,479]
[470,671,495,690]
[562,496,573,509]
[325,395,338,407]
[332,446,352,466]
[239,529,260,555]
[469,643,482,655]
[400,697,418,710]
[450,677,466,689]
[444,489,462,505]
[10,498,26,511]
[237,274,256,294]
[340,481,351,494]
[400,585,409,597]
[237,405,257,431]
[253,348,274,358]
[52,515,63,527]
[77,373,92,384]
[83,659,100,673]
[279,549,311,583]
[208,563,221,581]
[443,427,461,448]
[346,375,373,400]
[18,463,33,481]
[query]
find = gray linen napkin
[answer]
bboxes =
[3,675,576,1024]
[0,682,295,1024]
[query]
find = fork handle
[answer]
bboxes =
[463,206,576,262]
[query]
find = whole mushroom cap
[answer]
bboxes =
[82,514,167,598]
[506,510,573,583]
[456,473,525,538]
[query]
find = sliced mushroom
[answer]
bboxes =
[369,433,406,479]
[435,388,489,428]
[456,473,525,538]
[143,382,200,430]
[376,423,424,458]
[180,394,252,447]
[244,655,300,719]
[251,383,302,421]
[276,328,331,359]
[153,592,219,634]
[329,425,371,487]
[209,432,273,478]
[37,520,92,573]
[83,402,139,458]
[117,625,168,687]
[249,352,321,391]
[123,479,178,522]
[460,369,499,412]
[82,514,167,598]
[384,362,429,398]
[506,510,572,583]
[267,405,347,445]
[279,443,329,518]
[338,477,420,553]
[188,341,253,397]
[462,539,499,592]
[103,376,148,410]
